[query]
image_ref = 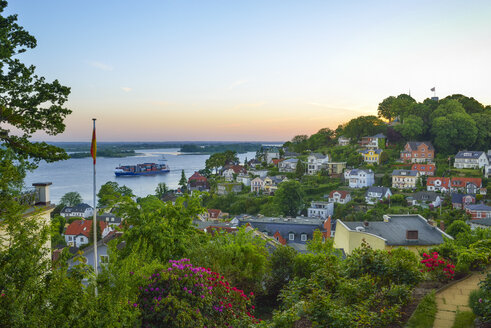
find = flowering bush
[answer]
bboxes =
[420,252,455,282]
[134,259,259,328]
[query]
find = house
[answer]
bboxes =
[237,215,332,251]
[222,165,247,181]
[450,177,482,194]
[392,170,419,189]
[308,201,334,219]
[64,220,112,248]
[236,173,251,186]
[247,158,261,168]
[327,190,351,204]
[411,163,436,176]
[346,169,375,188]
[251,177,264,193]
[249,169,269,179]
[454,151,489,169]
[193,220,238,235]
[426,177,451,192]
[279,158,299,173]
[307,153,330,175]
[408,191,442,208]
[187,172,210,191]
[359,149,383,164]
[68,231,121,273]
[334,214,452,255]
[217,182,242,195]
[263,176,287,195]
[465,204,491,220]
[207,209,223,219]
[264,148,280,164]
[60,203,94,219]
[325,162,347,177]
[1,183,55,253]
[338,136,350,146]
[365,186,392,205]
[97,213,122,227]
[360,133,386,149]
[400,141,435,163]
[469,218,491,230]
[451,193,476,209]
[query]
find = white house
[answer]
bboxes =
[60,203,94,219]
[64,220,112,248]
[308,201,334,219]
[327,190,351,204]
[454,151,489,169]
[251,177,264,193]
[347,169,375,188]
[279,158,299,173]
[365,187,392,205]
[307,153,330,175]
[265,149,280,164]
[236,173,251,186]
[409,191,442,208]
[338,136,350,146]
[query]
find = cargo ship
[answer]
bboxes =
[114,158,170,176]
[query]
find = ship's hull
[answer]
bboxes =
[115,169,170,176]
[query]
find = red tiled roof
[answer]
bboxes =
[329,190,350,199]
[188,172,207,182]
[65,220,108,238]
[272,159,284,166]
[427,177,450,187]
[411,164,435,172]
[229,165,247,174]
[208,209,222,218]
[451,177,482,188]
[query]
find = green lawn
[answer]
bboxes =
[405,291,437,328]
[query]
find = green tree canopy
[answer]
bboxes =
[154,182,168,199]
[274,180,305,217]
[342,115,387,141]
[395,115,424,140]
[97,181,134,207]
[59,191,82,207]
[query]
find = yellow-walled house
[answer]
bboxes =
[334,214,452,255]
[0,183,55,255]
[359,149,383,165]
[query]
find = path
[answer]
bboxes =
[433,270,488,328]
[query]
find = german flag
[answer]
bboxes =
[91,119,97,164]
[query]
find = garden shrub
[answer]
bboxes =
[135,259,259,328]
[469,273,491,323]
[420,252,455,282]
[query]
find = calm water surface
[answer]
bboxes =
[24,148,255,204]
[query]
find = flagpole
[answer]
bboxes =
[92,118,98,297]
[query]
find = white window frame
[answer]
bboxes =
[301,234,307,242]
[289,233,295,241]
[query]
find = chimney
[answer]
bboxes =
[32,182,52,205]
[324,216,332,238]
[439,221,445,231]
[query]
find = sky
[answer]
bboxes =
[6,0,491,142]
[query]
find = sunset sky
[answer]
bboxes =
[7,0,491,142]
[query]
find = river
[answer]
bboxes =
[24,148,256,204]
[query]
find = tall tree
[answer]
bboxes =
[274,180,305,217]
[97,181,134,207]
[59,192,82,207]
[179,170,187,192]
[154,182,168,199]
[342,116,387,141]
[395,115,424,140]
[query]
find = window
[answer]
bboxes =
[301,234,307,241]
[289,233,295,241]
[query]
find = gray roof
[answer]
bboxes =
[470,218,491,227]
[193,220,237,230]
[406,141,434,151]
[342,215,450,246]
[97,213,122,224]
[465,204,491,211]
[366,186,391,196]
[282,158,298,163]
[349,169,373,176]
[451,193,475,204]
[392,169,419,176]
[455,151,485,159]
[412,191,440,202]
[360,149,383,154]
[310,152,327,159]
[61,203,92,213]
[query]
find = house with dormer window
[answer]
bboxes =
[64,220,112,248]
[365,186,392,205]
[392,170,419,189]
[346,169,375,188]
[327,190,351,204]
[454,151,489,169]
[307,153,330,175]
[400,141,434,163]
